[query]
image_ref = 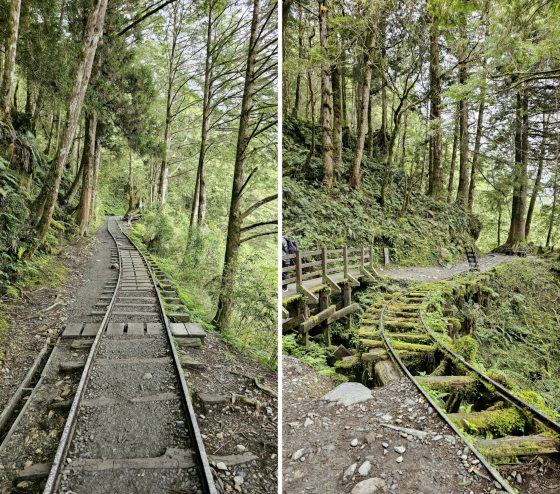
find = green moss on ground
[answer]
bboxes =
[283,117,481,266]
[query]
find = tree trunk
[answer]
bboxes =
[292,7,303,118]
[456,55,469,208]
[32,0,108,249]
[546,167,558,247]
[0,0,22,121]
[213,0,260,330]
[77,112,98,236]
[159,6,180,207]
[331,62,343,171]
[350,30,375,190]
[447,111,459,203]
[90,134,101,221]
[194,0,214,235]
[467,86,486,211]
[525,114,548,238]
[428,15,443,198]
[319,0,333,191]
[128,148,134,212]
[504,90,529,249]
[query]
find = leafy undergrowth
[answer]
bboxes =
[283,116,481,266]
[129,206,277,369]
[282,334,348,384]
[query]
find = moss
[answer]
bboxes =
[389,340,435,353]
[360,338,384,349]
[453,336,478,363]
[451,407,527,437]
[334,355,359,370]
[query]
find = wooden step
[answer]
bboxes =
[415,375,476,392]
[448,408,527,435]
[171,323,207,340]
[477,435,560,458]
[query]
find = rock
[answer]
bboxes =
[234,476,244,485]
[382,442,389,449]
[351,477,387,494]
[216,462,228,471]
[236,445,246,452]
[381,414,393,422]
[432,435,443,441]
[322,382,373,406]
[343,463,357,480]
[396,456,403,463]
[358,460,372,476]
[142,373,153,380]
[394,446,406,454]
[292,449,305,461]
[516,474,522,484]
[304,418,313,427]
[351,438,359,447]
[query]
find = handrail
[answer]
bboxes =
[283,245,380,298]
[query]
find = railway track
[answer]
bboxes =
[0,218,216,493]
[360,287,560,493]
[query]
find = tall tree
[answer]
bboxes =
[319,0,334,191]
[32,0,109,248]
[427,5,443,198]
[350,27,375,190]
[0,0,22,121]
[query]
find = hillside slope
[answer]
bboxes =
[283,117,482,266]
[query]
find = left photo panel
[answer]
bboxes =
[0,0,278,493]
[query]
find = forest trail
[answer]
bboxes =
[283,252,513,299]
[378,253,513,282]
[0,218,277,493]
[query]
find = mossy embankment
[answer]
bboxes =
[282,117,482,266]
[419,258,560,416]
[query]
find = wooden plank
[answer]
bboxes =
[82,323,101,336]
[127,323,144,336]
[146,323,163,335]
[185,323,207,339]
[301,305,336,332]
[415,375,476,392]
[282,314,305,333]
[169,313,190,323]
[61,323,83,339]
[106,323,125,336]
[327,303,360,325]
[112,311,159,317]
[477,435,560,458]
[171,323,189,337]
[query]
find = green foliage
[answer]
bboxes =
[283,118,479,266]
[453,336,478,363]
[283,334,348,383]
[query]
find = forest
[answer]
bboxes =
[283,0,560,254]
[0,0,278,363]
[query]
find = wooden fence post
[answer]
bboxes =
[343,246,349,279]
[369,245,374,271]
[295,249,302,292]
[321,247,327,285]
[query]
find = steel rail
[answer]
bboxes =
[379,291,515,494]
[117,221,217,494]
[43,219,123,493]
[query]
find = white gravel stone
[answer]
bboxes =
[351,477,387,494]
[357,460,372,476]
[322,382,373,406]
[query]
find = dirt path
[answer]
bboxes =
[282,357,503,494]
[0,219,114,410]
[378,253,513,282]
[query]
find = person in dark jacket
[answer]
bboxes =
[282,235,298,291]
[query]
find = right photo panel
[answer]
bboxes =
[281,0,560,493]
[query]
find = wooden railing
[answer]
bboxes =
[282,246,379,302]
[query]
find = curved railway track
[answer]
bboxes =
[369,288,560,494]
[0,218,216,493]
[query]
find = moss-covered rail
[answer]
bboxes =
[368,288,560,494]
